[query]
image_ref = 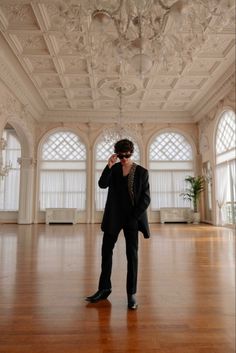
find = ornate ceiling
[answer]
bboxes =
[0,0,235,123]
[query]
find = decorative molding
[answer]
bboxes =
[42,109,193,123]
[0,59,43,121]
[0,81,34,128]
[0,92,22,116]
[199,87,235,133]
[199,134,210,153]
[198,86,235,154]
[0,35,45,120]
[192,66,235,121]
[98,78,139,98]
[17,157,36,168]
[0,82,36,161]
[0,1,234,125]
[224,89,236,107]
[0,3,35,25]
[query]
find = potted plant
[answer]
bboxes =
[181,176,205,224]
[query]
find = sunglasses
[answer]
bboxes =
[117,153,132,159]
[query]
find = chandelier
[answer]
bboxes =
[0,138,12,179]
[102,83,142,144]
[53,0,234,74]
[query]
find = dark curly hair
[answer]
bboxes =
[114,139,134,154]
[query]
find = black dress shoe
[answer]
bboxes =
[85,289,111,303]
[127,294,138,310]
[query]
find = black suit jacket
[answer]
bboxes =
[99,163,151,238]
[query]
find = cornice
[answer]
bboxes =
[42,109,194,124]
[192,62,235,122]
[0,33,46,121]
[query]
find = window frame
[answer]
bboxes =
[215,109,236,225]
[148,130,195,210]
[38,129,87,211]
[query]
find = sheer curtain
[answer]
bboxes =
[65,171,86,208]
[39,131,86,210]
[95,167,108,211]
[149,132,194,210]
[0,130,21,211]
[215,110,236,225]
[40,170,86,210]
[150,170,193,209]
[215,163,228,225]
[40,171,64,209]
[229,160,236,197]
[0,170,20,210]
[150,171,171,209]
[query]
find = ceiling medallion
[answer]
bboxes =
[92,9,111,24]
[98,78,137,98]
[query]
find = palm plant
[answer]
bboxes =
[181,176,205,212]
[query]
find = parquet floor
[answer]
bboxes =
[0,223,235,353]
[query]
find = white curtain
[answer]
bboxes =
[95,170,108,211]
[229,159,236,224]
[95,169,192,211]
[151,171,171,209]
[1,170,20,210]
[229,159,236,198]
[40,170,86,210]
[65,171,86,209]
[0,131,21,211]
[215,163,228,225]
[150,170,193,209]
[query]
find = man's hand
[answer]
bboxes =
[108,154,117,168]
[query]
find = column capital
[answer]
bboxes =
[17,157,36,168]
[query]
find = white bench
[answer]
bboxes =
[160,207,192,224]
[46,208,77,224]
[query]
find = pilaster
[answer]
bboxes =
[17,157,36,224]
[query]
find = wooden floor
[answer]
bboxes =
[0,223,235,353]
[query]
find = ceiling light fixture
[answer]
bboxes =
[53,0,234,74]
[102,85,141,144]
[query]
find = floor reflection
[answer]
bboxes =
[0,223,234,353]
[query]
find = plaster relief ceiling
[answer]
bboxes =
[0,0,235,123]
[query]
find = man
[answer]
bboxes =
[86,139,150,309]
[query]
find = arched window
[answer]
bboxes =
[0,128,21,210]
[39,131,86,210]
[149,132,194,209]
[215,110,236,225]
[95,137,140,211]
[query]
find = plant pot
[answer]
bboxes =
[192,212,200,224]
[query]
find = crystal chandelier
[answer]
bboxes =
[53,0,234,74]
[102,84,142,144]
[0,138,12,179]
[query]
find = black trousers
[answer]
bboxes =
[98,224,139,295]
